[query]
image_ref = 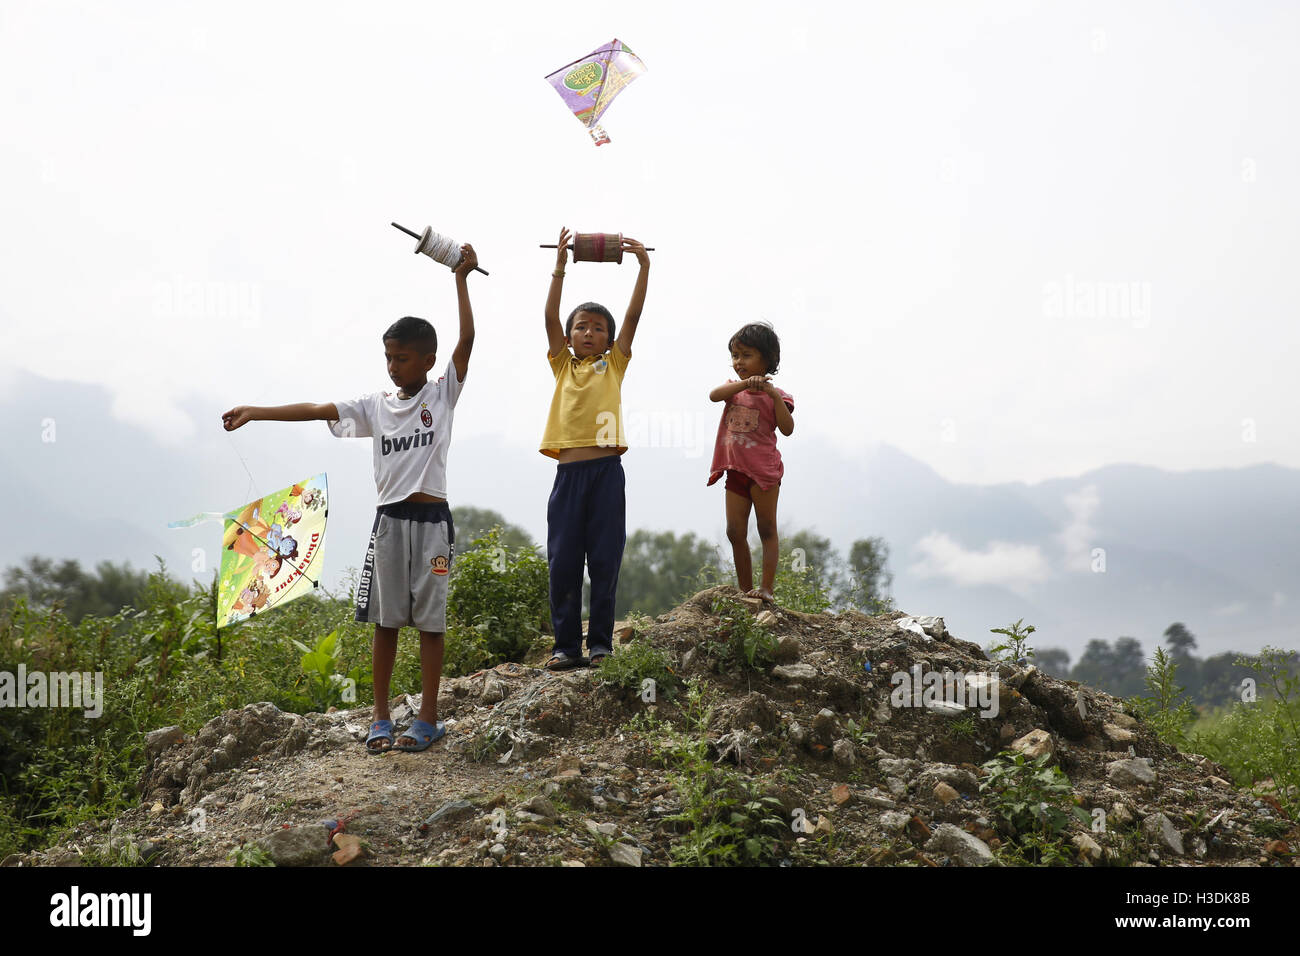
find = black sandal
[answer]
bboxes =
[545,653,587,671]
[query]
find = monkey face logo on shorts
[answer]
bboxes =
[430,554,450,575]
[420,403,433,428]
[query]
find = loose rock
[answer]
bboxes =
[1142,813,1184,856]
[925,824,993,866]
[1108,758,1157,787]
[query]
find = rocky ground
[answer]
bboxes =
[11,587,1296,867]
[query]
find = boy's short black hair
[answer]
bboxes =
[729,322,780,375]
[383,316,437,355]
[565,302,616,343]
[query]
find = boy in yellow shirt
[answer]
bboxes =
[540,226,650,669]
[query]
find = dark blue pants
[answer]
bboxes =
[547,456,626,658]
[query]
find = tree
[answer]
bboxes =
[1198,652,1250,707]
[843,536,893,611]
[1070,637,1146,698]
[1162,623,1201,698]
[1,556,154,622]
[1069,640,1114,690]
[616,530,723,617]
[1163,622,1197,657]
[451,507,535,553]
[1110,637,1147,697]
[1035,647,1072,677]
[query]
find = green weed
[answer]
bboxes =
[228,843,275,867]
[979,750,1090,863]
[593,641,681,701]
[654,681,789,866]
[705,598,777,672]
[988,619,1036,664]
[1129,647,1197,749]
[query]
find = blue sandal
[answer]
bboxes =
[394,719,446,752]
[365,719,395,754]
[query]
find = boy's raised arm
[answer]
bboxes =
[222,403,339,431]
[545,226,570,358]
[451,243,477,382]
[615,238,650,358]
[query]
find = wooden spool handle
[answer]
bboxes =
[539,244,655,250]
[391,222,488,276]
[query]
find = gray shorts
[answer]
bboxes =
[355,501,455,632]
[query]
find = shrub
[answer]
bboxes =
[980,750,1090,863]
[1129,647,1197,748]
[1196,647,1300,819]
[446,527,549,671]
[659,682,788,866]
[593,640,681,701]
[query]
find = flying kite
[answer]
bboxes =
[170,474,328,628]
[545,39,646,146]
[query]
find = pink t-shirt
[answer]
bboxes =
[707,382,794,491]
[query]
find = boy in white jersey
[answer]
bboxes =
[222,245,477,753]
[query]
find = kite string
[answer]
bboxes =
[225,431,258,509]
[416,229,464,270]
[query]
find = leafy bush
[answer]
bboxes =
[593,640,681,701]
[0,563,366,857]
[289,629,371,713]
[980,750,1090,863]
[445,527,549,672]
[771,551,833,614]
[1195,647,1300,819]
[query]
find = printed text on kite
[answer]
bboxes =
[545,39,646,146]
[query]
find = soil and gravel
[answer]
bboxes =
[11,587,1296,867]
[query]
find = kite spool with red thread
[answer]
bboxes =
[573,232,624,264]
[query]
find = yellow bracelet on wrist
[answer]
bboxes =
[553,270,565,279]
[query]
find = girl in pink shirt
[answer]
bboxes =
[707,323,794,602]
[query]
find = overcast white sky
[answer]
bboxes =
[2,0,1297,489]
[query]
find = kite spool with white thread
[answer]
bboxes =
[415,227,463,268]
[391,222,489,275]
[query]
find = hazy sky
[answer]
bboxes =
[3,0,1297,492]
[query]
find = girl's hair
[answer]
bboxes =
[383,316,437,355]
[565,302,616,343]
[729,322,780,375]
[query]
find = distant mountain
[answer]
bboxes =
[0,369,1293,658]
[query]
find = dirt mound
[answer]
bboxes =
[13,588,1294,867]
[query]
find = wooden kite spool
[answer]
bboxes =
[539,233,655,262]
[574,232,624,264]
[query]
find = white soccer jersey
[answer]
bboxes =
[328,357,465,504]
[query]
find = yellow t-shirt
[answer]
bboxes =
[540,343,630,458]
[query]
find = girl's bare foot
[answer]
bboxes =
[745,587,775,603]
